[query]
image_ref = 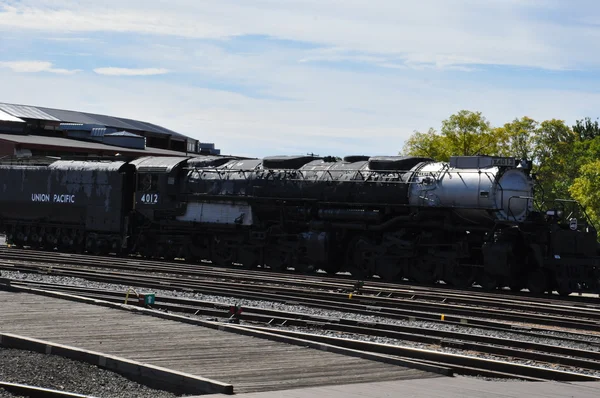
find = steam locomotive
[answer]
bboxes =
[0,154,598,295]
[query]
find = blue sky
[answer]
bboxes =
[1,0,600,157]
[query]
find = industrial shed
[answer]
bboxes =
[0,102,221,158]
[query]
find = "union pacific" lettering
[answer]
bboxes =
[32,194,76,203]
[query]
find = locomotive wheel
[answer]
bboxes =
[553,267,575,297]
[346,236,374,279]
[237,248,259,269]
[508,271,525,292]
[376,260,403,282]
[409,256,436,284]
[264,248,289,271]
[211,236,234,266]
[478,272,498,290]
[322,263,341,275]
[509,283,525,292]
[445,263,475,289]
[555,278,573,297]
[526,269,548,294]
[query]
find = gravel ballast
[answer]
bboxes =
[5,270,600,380]
[4,270,600,348]
[0,388,25,398]
[0,348,181,398]
[264,325,600,377]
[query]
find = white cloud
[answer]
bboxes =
[93,67,169,76]
[1,1,599,70]
[45,36,94,43]
[0,65,598,158]
[0,1,599,159]
[0,60,80,75]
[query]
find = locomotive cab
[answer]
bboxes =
[130,156,190,219]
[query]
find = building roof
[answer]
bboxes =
[105,131,142,138]
[0,102,190,141]
[0,109,25,123]
[0,103,60,121]
[0,133,189,157]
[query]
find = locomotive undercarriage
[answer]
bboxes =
[3,208,598,296]
[127,204,600,295]
[3,221,124,255]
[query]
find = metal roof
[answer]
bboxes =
[48,160,127,171]
[60,123,105,130]
[0,133,188,156]
[39,107,102,124]
[106,131,142,138]
[130,156,190,172]
[187,156,237,167]
[0,109,24,123]
[0,103,59,121]
[91,128,108,137]
[0,102,191,141]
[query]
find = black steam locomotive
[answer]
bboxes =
[0,154,598,295]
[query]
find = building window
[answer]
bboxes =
[187,141,196,153]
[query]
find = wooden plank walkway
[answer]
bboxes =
[0,290,439,393]
[208,377,600,398]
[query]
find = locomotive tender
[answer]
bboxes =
[0,154,598,295]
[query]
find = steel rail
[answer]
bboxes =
[1,246,598,312]
[7,279,600,375]
[0,249,599,323]
[5,280,599,382]
[9,277,597,346]
[2,260,600,333]
[0,381,93,398]
[217,325,600,382]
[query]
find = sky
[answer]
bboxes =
[1,0,600,158]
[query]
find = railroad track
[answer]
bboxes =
[1,246,600,309]
[4,279,600,382]
[1,254,600,334]
[0,381,92,398]
[4,245,600,382]
[1,247,599,306]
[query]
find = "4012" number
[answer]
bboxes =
[141,193,159,204]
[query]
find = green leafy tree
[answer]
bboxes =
[402,110,498,161]
[440,110,497,157]
[569,160,600,229]
[573,117,600,140]
[495,117,538,160]
[534,119,576,163]
[531,119,577,204]
[401,112,600,238]
[401,128,449,160]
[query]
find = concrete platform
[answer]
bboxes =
[208,377,600,398]
[0,290,438,393]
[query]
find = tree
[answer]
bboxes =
[569,160,600,229]
[401,128,449,160]
[534,119,575,163]
[401,112,600,233]
[531,119,577,204]
[573,117,600,141]
[440,110,497,156]
[495,117,538,160]
[402,110,498,161]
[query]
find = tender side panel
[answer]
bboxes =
[0,165,86,225]
[48,161,127,232]
[0,161,127,231]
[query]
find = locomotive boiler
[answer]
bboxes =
[0,154,598,295]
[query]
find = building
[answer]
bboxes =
[0,102,221,158]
